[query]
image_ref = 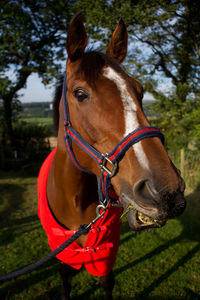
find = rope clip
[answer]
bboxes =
[96,199,110,218]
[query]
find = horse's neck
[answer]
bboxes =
[47,148,98,232]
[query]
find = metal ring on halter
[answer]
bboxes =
[100,153,118,178]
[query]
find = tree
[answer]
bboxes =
[0,0,75,151]
[76,0,200,101]
[75,0,200,148]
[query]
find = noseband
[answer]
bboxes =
[62,72,164,212]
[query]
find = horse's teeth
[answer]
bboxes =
[137,212,154,224]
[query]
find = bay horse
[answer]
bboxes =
[38,13,186,300]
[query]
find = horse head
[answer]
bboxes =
[58,13,186,231]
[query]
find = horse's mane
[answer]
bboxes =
[53,51,124,135]
[53,74,63,136]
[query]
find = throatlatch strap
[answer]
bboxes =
[62,72,70,125]
[62,72,165,205]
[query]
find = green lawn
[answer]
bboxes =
[21,118,53,125]
[0,168,200,299]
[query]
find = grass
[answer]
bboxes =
[0,167,200,299]
[21,118,53,126]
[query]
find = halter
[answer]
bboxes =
[62,72,164,212]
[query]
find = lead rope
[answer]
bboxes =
[0,205,109,284]
[0,225,88,283]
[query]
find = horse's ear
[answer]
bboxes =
[66,13,88,62]
[106,18,128,63]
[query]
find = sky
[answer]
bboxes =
[20,73,154,103]
[18,39,156,103]
[20,73,54,103]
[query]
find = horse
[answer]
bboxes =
[37,13,186,300]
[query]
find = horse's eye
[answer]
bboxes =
[73,88,89,102]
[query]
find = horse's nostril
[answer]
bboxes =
[146,181,159,200]
[132,179,186,218]
[133,180,159,208]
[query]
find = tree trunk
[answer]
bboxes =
[176,81,189,103]
[1,70,31,160]
[2,97,14,154]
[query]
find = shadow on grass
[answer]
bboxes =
[114,185,200,299]
[113,296,199,300]
[0,259,59,300]
[0,214,40,247]
[0,183,25,226]
[0,181,40,246]
[32,286,60,300]
[134,244,200,299]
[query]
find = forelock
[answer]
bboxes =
[76,51,124,86]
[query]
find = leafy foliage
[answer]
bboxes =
[76,0,200,102]
[0,0,75,147]
[0,120,51,170]
[13,120,51,162]
[0,0,74,87]
[151,95,200,151]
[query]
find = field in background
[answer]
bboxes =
[22,117,53,125]
[20,102,53,119]
[20,102,54,135]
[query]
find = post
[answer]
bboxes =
[180,149,185,178]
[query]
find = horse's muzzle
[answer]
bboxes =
[120,179,186,231]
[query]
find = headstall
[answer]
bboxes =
[62,72,164,215]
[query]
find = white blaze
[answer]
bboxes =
[103,66,149,170]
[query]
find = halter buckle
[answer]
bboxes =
[101,154,118,178]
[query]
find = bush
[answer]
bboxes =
[151,96,200,152]
[148,95,200,190]
[14,120,51,160]
[0,121,51,169]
